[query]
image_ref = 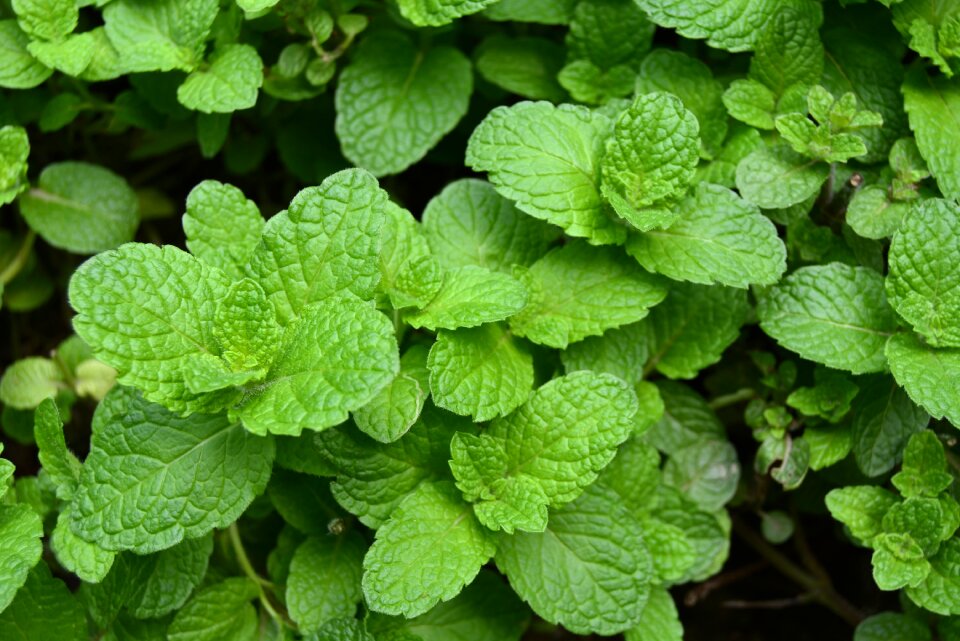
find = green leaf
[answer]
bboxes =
[634,49,728,159]
[126,535,213,619]
[886,332,960,427]
[378,201,442,310]
[663,439,740,512]
[354,344,429,443]
[736,143,829,209]
[566,0,655,69]
[786,368,859,423]
[509,241,667,349]
[102,0,219,73]
[397,0,497,26]
[561,322,650,384]
[335,31,472,176]
[758,263,898,373]
[872,532,931,590]
[367,570,528,641]
[0,20,52,89]
[71,387,275,554]
[403,266,528,331]
[69,243,235,414]
[246,169,387,324]
[362,481,496,617]
[167,578,260,641]
[495,483,653,635]
[0,563,86,641]
[428,323,533,422]
[33,398,80,500]
[723,79,778,129]
[595,437,662,515]
[624,588,683,641]
[907,537,960,615]
[883,497,947,557]
[0,503,43,612]
[483,0,575,24]
[11,0,76,41]
[826,485,899,543]
[286,532,365,633]
[558,60,635,105]
[647,381,724,455]
[855,613,932,641]
[892,431,953,499]
[268,469,343,535]
[50,508,116,583]
[852,377,929,477]
[0,357,63,410]
[183,181,263,280]
[635,0,822,52]
[0,125,29,205]
[475,36,565,102]
[422,178,559,274]
[449,372,638,530]
[626,184,787,288]
[751,8,823,95]
[466,101,625,245]
[904,61,960,176]
[317,404,472,528]
[600,92,699,226]
[177,44,263,113]
[213,278,280,373]
[887,199,960,347]
[846,186,911,240]
[805,424,852,471]
[19,162,139,254]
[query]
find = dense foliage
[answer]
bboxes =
[1,0,960,639]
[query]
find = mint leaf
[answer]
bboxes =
[362,481,496,617]
[872,532,930,590]
[626,184,786,288]
[475,36,565,102]
[663,439,740,512]
[736,143,829,209]
[102,0,218,73]
[422,178,559,274]
[71,387,274,554]
[855,613,932,641]
[751,7,823,96]
[758,263,898,373]
[11,0,76,41]
[0,357,62,409]
[428,323,533,422]
[246,169,387,324]
[466,101,625,245]
[0,503,43,612]
[906,537,960,615]
[826,485,899,544]
[887,199,960,347]
[647,381,725,455]
[847,186,911,240]
[126,535,213,619]
[0,20,51,89]
[167,578,260,641]
[495,483,653,635]
[852,377,929,477]
[906,68,960,200]
[561,322,650,384]
[404,266,528,331]
[509,241,667,349]
[183,180,264,280]
[50,508,116,583]
[177,44,263,113]
[600,92,700,226]
[378,201,442,310]
[353,344,429,444]
[0,125,29,205]
[398,0,498,26]
[892,431,954,499]
[19,162,139,254]
[0,564,86,641]
[886,332,960,427]
[33,398,80,500]
[335,31,472,176]
[287,532,365,633]
[69,244,234,414]
[624,588,683,641]
[566,0,654,69]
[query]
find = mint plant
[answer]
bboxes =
[2,0,960,639]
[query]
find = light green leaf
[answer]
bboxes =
[561,322,650,384]
[626,184,786,288]
[904,56,960,184]
[483,0,575,24]
[887,199,960,347]
[353,344,429,444]
[19,162,138,254]
[596,437,662,515]
[177,44,263,113]
[466,101,625,245]
[69,243,235,414]
[872,533,930,590]
[736,143,829,209]
[0,125,29,205]
[71,387,275,554]
[0,563,86,641]
[646,381,724,455]
[624,587,683,641]
[825,485,899,543]
[33,398,80,499]
[852,377,929,477]
[855,612,932,641]
[758,263,898,373]
[495,483,652,635]
[474,36,565,102]
[27,32,96,77]
[750,7,823,96]
[404,266,527,331]
[102,0,219,73]
[886,332,960,427]
[0,357,63,409]
[846,186,911,240]
[566,0,654,69]
[663,440,740,512]
[11,0,76,41]
[723,79,778,129]
[0,20,52,89]
[509,241,667,349]
[907,537,960,615]
[378,202,443,310]
[422,178,559,274]
[0,503,43,612]
[787,368,859,423]
[317,404,472,528]
[362,481,496,617]
[335,31,472,176]
[183,180,264,280]
[428,323,533,422]
[287,532,365,633]
[246,169,387,324]
[50,508,116,583]
[126,535,213,619]
[167,578,260,641]
[600,92,700,226]
[892,431,954,499]
[398,0,498,26]
[805,424,853,471]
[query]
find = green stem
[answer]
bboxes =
[708,388,757,410]
[228,524,295,629]
[0,230,35,285]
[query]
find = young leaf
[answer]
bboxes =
[892,431,953,499]
[33,398,80,500]
[403,266,528,331]
[377,201,442,311]
[736,143,829,209]
[353,344,429,444]
[0,357,63,409]
[182,180,264,280]
[362,481,496,617]
[398,0,498,26]
[177,44,264,113]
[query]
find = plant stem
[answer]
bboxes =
[709,388,756,410]
[731,516,864,626]
[227,524,294,629]
[0,229,35,285]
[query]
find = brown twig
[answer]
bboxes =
[684,561,767,606]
